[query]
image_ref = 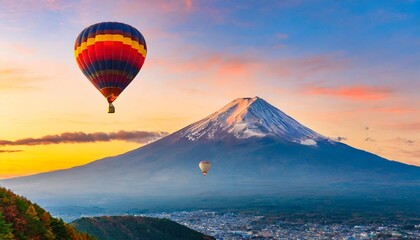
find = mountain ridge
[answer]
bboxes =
[1,97,419,218]
[174,96,325,143]
[71,216,215,240]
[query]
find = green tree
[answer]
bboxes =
[51,218,70,240]
[0,213,14,240]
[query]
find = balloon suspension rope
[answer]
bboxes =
[108,103,115,113]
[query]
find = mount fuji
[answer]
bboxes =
[2,97,419,216]
[175,97,323,142]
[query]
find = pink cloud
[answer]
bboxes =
[0,0,74,19]
[305,85,392,100]
[184,0,193,10]
[390,122,420,130]
[11,43,36,55]
[261,55,348,82]
[151,51,345,81]
[149,53,263,98]
[374,106,416,113]
[115,0,195,17]
[146,49,351,100]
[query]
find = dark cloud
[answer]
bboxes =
[0,130,169,146]
[332,136,347,142]
[0,150,23,153]
[365,137,375,142]
[393,137,415,145]
[365,126,370,131]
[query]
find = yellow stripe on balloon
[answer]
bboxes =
[74,34,147,58]
[94,34,104,42]
[112,34,124,42]
[123,37,132,45]
[91,34,125,45]
[80,42,87,50]
[87,38,95,46]
[138,45,147,58]
[130,41,146,58]
[131,40,139,50]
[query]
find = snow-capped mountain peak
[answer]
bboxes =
[176,97,325,143]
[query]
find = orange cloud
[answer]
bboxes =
[0,68,36,90]
[305,85,392,100]
[0,66,47,91]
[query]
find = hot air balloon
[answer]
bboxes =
[199,161,211,176]
[74,22,147,113]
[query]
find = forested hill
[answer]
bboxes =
[72,216,216,240]
[0,187,94,240]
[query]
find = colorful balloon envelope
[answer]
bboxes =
[199,161,211,176]
[74,22,147,113]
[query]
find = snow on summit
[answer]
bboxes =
[176,97,325,143]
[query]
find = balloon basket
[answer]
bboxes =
[108,103,115,113]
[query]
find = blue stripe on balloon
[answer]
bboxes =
[85,60,140,73]
[85,59,140,88]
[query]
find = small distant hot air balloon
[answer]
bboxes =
[199,161,211,176]
[74,22,147,113]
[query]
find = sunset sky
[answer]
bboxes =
[0,0,419,178]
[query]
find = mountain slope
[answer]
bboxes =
[0,187,94,240]
[2,97,419,216]
[72,216,215,240]
[175,97,323,141]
